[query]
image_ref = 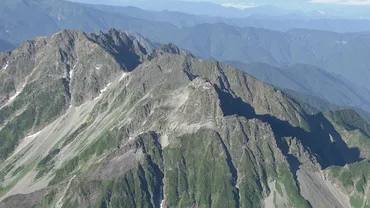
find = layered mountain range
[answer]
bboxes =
[89,4,370,32]
[1,0,370,120]
[228,62,370,122]
[0,29,369,208]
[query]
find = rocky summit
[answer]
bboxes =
[0,29,369,208]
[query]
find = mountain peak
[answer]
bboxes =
[151,43,192,58]
[0,29,369,208]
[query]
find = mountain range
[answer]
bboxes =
[147,24,370,93]
[2,0,370,94]
[3,0,370,47]
[0,1,370,207]
[70,1,295,18]
[0,28,369,208]
[0,0,175,45]
[70,0,370,19]
[90,4,370,33]
[227,62,370,119]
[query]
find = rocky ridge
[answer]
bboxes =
[0,29,368,208]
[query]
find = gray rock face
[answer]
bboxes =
[0,29,155,163]
[0,30,369,208]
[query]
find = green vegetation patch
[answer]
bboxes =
[163,129,239,208]
[277,164,310,208]
[56,132,164,208]
[0,163,34,197]
[11,165,24,177]
[0,108,36,160]
[325,110,370,137]
[61,123,89,148]
[35,148,60,180]
[328,160,370,194]
[34,190,57,208]
[350,195,366,208]
[0,78,69,160]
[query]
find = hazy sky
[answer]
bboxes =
[70,0,370,18]
[216,0,370,10]
[76,0,370,6]
[192,0,370,5]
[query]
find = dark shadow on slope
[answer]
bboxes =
[286,154,302,174]
[215,87,256,120]
[138,131,165,208]
[215,86,362,169]
[88,31,144,71]
[306,113,362,168]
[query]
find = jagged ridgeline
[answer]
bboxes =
[0,29,369,208]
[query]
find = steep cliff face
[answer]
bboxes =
[0,30,368,208]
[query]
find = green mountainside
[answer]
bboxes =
[0,30,368,208]
[150,24,370,92]
[282,90,370,123]
[225,61,370,122]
